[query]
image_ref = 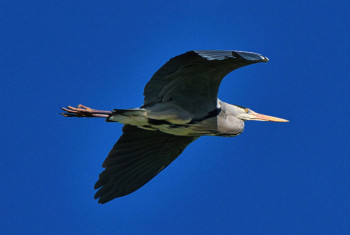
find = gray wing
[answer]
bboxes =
[143,50,268,118]
[94,125,197,203]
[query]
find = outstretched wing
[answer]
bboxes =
[94,125,197,203]
[143,50,268,118]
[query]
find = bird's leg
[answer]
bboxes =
[60,104,112,118]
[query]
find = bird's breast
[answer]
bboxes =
[216,114,245,137]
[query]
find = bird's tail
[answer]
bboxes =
[107,108,149,125]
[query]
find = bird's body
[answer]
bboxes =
[107,100,244,137]
[61,50,288,203]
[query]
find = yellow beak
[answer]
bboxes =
[251,112,289,122]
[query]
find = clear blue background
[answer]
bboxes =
[1,0,349,234]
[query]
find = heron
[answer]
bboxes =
[61,50,288,204]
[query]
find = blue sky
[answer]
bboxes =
[1,0,349,234]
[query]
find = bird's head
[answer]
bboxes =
[234,105,289,122]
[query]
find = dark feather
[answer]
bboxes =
[94,125,197,203]
[143,50,266,118]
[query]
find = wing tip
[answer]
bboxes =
[94,186,131,204]
[193,50,269,63]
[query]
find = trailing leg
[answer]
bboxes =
[60,104,112,118]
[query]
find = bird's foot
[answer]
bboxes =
[60,104,112,118]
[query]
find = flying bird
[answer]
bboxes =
[61,50,288,204]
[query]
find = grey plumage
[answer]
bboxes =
[94,125,196,204]
[61,50,287,203]
[143,50,267,118]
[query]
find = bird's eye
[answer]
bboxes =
[245,108,249,113]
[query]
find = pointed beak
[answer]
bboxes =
[251,112,289,122]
